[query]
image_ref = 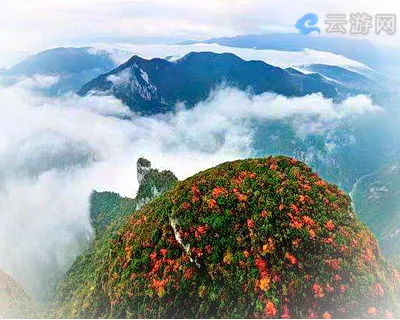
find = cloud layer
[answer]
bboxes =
[1,0,400,68]
[91,43,369,70]
[0,81,381,303]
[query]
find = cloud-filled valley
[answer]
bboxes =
[0,76,385,304]
[1,0,400,316]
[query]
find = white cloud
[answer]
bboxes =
[0,0,399,67]
[107,69,131,87]
[13,74,60,90]
[92,43,369,70]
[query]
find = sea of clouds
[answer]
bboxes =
[0,76,382,303]
[90,43,369,71]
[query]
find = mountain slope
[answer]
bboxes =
[53,156,399,318]
[0,269,37,318]
[298,64,391,98]
[352,162,400,257]
[190,33,380,68]
[90,158,178,235]
[1,47,116,95]
[78,52,344,115]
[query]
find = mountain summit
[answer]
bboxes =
[90,158,178,235]
[53,156,399,318]
[78,52,343,115]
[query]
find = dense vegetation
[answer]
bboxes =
[352,162,400,258]
[90,158,177,235]
[53,156,400,318]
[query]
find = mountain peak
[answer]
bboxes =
[137,157,152,184]
[125,54,148,65]
[54,156,400,318]
[89,158,178,234]
[78,51,343,115]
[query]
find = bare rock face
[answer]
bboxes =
[90,158,178,234]
[137,158,152,185]
[135,158,178,209]
[0,270,37,319]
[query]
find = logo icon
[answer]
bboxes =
[295,13,321,35]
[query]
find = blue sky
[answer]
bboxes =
[0,0,399,67]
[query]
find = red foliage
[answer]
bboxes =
[312,283,325,298]
[207,199,218,209]
[285,252,298,265]
[325,220,335,231]
[368,307,377,316]
[247,219,255,229]
[374,283,385,296]
[265,301,277,317]
[281,305,290,319]
[212,187,228,199]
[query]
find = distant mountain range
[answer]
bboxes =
[185,33,400,79]
[0,45,393,115]
[297,64,397,102]
[78,51,387,115]
[1,46,397,193]
[1,46,396,194]
[183,33,381,68]
[0,47,116,95]
[300,64,384,93]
